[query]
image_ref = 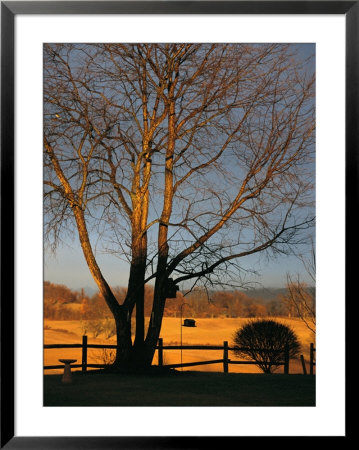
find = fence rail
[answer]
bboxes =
[44,335,316,374]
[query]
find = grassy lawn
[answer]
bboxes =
[44,370,315,407]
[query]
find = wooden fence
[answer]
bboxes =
[44,335,316,374]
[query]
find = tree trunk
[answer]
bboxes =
[141,68,178,367]
[111,308,132,368]
[144,271,168,367]
[110,302,149,372]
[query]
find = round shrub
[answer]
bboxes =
[233,319,301,373]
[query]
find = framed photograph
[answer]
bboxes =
[1,1,352,447]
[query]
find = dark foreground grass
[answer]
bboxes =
[44,370,315,407]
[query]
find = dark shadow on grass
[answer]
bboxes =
[44,370,315,407]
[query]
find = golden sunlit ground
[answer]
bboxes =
[44,317,315,375]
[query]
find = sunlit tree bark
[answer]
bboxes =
[44,43,315,370]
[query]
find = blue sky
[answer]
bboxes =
[44,238,314,292]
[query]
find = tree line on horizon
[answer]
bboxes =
[44,280,310,321]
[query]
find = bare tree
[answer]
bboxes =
[282,243,316,333]
[44,43,315,371]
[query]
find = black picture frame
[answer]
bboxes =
[1,1,352,447]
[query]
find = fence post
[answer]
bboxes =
[310,343,314,375]
[82,335,88,373]
[300,355,307,375]
[284,345,289,374]
[223,341,229,373]
[158,338,163,367]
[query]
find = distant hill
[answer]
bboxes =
[240,287,288,302]
[72,285,288,302]
[74,286,98,297]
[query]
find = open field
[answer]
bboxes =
[44,371,315,406]
[44,317,315,374]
